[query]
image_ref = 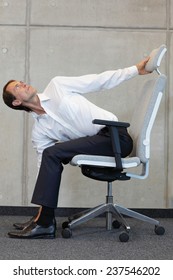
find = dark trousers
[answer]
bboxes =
[31,127,133,208]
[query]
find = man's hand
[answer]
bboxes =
[136,57,151,75]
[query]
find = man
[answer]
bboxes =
[2,57,151,238]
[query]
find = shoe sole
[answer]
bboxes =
[8,234,55,239]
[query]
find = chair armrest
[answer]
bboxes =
[92,119,130,128]
[92,119,130,171]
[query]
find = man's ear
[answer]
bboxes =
[12,100,22,107]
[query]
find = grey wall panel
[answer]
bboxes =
[0,0,27,24]
[0,110,24,206]
[0,27,26,82]
[0,27,26,206]
[29,28,166,85]
[168,33,173,207]
[26,116,38,206]
[0,0,172,208]
[30,0,166,28]
[170,0,173,28]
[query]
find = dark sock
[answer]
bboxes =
[37,206,55,227]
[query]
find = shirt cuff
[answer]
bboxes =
[130,65,139,76]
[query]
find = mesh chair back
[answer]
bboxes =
[129,74,166,163]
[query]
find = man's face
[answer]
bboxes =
[6,80,37,104]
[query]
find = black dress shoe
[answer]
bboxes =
[8,222,56,239]
[13,216,56,230]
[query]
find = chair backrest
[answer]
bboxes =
[129,74,166,163]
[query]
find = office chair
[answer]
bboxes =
[61,45,167,242]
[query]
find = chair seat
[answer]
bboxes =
[71,154,141,169]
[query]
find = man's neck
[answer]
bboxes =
[32,106,46,115]
[23,94,46,115]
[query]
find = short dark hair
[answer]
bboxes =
[2,80,31,112]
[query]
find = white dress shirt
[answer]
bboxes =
[31,66,138,167]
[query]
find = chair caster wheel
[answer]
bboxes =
[62,221,69,229]
[119,231,129,242]
[62,228,72,238]
[112,220,121,229]
[154,225,165,235]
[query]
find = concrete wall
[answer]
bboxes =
[0,0,172,209]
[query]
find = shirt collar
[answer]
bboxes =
[31,93,50,120]
[37,93,50,102]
